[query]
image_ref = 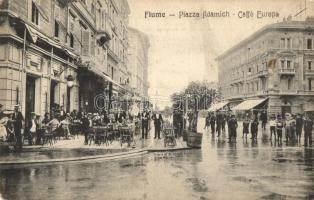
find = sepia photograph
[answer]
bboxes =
[0,0,314,199]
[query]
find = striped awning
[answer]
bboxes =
[232,98,267,111]
[208,101,229,112]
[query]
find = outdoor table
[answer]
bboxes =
[91,126,110,146]
[119,126,132,147]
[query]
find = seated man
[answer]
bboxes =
[47,115,61,134]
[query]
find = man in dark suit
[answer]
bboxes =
[141,109,149,139]
[153,112,163,139]
[115,110,125,123]
[12,105,24,150]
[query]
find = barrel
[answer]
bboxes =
[187,131,202,148]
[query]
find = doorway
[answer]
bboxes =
[25,75,36,122]
[66,86,71,113]
[50,80,58,113]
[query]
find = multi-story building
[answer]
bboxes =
[217,17,314,116]
[128,27,150,99]
[0,0,130,119]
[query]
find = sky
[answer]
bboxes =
[127,0,314,109]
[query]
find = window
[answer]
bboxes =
[32,2,39,25]
[287,38,291,49]
[280,38,285,49]
[54,20,59,38]
[91,3,95,15]
[70,34,74,48]
[309,61,312,70]
[309,79,312,91]
[288,78,292,90]
[287,60,291,69]
[307,39,312,50]
[281,60,285,68]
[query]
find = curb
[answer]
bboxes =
[0,146,194,165]
[147,147,193,152]
[0,149,148,165]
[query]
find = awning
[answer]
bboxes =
[208,101,229,112]
[232,98,267,111]
[25,24,61,48]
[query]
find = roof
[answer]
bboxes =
[216,17,314,61]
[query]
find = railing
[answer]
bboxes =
[278,68,295,75]
[257,70,268,78]
[280,90,298,95]
[305,69,314,75]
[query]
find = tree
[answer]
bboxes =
[171,81,216,112]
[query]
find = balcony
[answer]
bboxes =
[280,89,298,95]
[257,70,268,78]
[279,68,295,76]
[305,69,314,76]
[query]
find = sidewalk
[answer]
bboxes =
[0,127,191,165]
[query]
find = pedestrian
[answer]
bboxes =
[141,109,149,139]
[12,105,24,150]
[228,114,238,143]
[260,111,267,130]
[28,112,37,145]
[204,112,211,130]
[303,115,313,147]
[269,115,276,141]
[153,111,163,139]
[221,113,226,133]
[251,115,259,142]
[216,112,222,137]
[35,114,43,145]
[284,113,292,144]
[276,115,284,145]
[81,113,90,145]
[290,115,297,144]
[210,113,216,135]
[295,113,303,144]
[242,114,250,139]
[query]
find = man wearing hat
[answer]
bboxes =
[12,105,24,149]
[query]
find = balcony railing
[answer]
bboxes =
[257,70,268,78]
[305,69,314,75]
[279,68,295,75]
[280,90,298,95]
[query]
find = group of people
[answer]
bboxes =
[0,103,168,149]
[204,110,314,146]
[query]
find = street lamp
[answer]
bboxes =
[66,75,74,88]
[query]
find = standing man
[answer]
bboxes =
[251,115,259,142]
[216,111,222,137]
[81,113,90,145]
[141,109,149,139]
[295,113,303,144]
[153,111,163,139]
[260,111,267,130]
[12,105,24,150]
[304,115,313,147]
[204,112,211,130]
[210,113,216,135]
[228,114,238,143]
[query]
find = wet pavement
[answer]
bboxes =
[0,120,314,200]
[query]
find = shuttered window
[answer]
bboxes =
[81,30,90,56]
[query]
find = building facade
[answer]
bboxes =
[0,0,130,119]
[217,17,314,116]
[128,27,150,99]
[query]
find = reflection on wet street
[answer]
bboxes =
[0,130,314,200]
